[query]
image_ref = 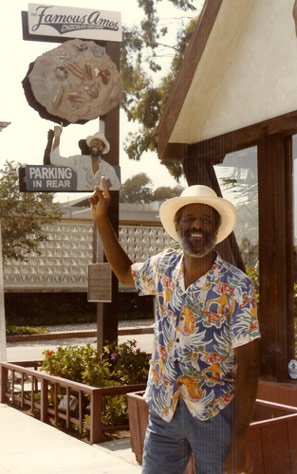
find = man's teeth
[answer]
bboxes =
[190,231,203,237]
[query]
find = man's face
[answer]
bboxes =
[89,138,105,157]
[175,203,220,258]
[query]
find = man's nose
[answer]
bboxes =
[191,217,204,229]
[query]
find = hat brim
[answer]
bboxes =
[159,196,237,244]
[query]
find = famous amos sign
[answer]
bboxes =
[20,5,122,193]
[27,3,122,42]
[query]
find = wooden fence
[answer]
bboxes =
[0,361,146,443]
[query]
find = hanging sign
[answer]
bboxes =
[88,263,112,302]
[21,165,77,192]
[27,3,122,42]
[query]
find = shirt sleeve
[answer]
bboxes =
[50,147,78,168]
[229,278,261,348]
[100,161,121,190]
[131,254,160,296]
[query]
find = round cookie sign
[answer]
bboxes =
[23,39,122,124]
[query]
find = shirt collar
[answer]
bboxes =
[177,252,223,292]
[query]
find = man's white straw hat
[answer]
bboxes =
[159,185,237,244]
[86,132,110,154]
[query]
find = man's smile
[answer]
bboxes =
[188,230,203,238]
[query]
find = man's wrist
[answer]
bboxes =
[94,212,110,225]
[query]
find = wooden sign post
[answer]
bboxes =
[0,221,7,362]
[21,5,121,347]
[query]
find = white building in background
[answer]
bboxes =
[3,193,260,295]
[3,201,173,293]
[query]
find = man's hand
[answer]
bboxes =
[47,129,54,141]
[53,125,63,138]
[89,176,111,222]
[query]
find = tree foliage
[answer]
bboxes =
[153,184,184,201]
[0,160,61,262]
[121,0,198,181]
[120,172,153,203]
[119,172,184,203]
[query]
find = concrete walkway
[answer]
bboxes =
[0,322,150,472]
[0,403,141,474]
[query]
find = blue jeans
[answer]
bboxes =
[141,398,234,474]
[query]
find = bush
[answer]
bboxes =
[40,340,150,427]
[6,325,48,336]
[4,292,97,326]
[246,266,259,302]
[246,266,297,306]
[4,292,154,326]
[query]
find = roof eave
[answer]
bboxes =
[157,0,223,161]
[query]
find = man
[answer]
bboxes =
[50,125,121,191]
[89,178,260,474]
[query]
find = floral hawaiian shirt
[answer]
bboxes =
[131,248,260,422]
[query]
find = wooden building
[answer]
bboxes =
[157,0,297,383]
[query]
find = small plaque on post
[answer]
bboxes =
[88,263,112,302]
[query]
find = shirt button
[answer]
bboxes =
[176,338,180,343]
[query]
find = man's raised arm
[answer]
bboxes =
[89,177,134,286]
[52,125,63,151]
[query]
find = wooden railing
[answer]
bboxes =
[0,361,146,443]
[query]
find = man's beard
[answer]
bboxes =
[90,147,101,158]
[178,229,217,258]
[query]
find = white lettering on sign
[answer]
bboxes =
[29,166,73,180]
[46,180,71,188]
[24,165,77,192]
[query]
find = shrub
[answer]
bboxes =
[6,325,48,336]
[40,340,150,428]
[246,266,259,302]
[246,266,297,307]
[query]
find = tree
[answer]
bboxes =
[0,160,61,262]
[119,173,184,203]
[121,1,198,180]
[119,172,154,203]
[153,185,184,201]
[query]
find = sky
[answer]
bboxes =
[0,0,204,203]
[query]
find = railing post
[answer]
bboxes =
[0,364,8,402]
[40,378,48,422]
[89,388,102,444]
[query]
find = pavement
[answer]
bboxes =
[5,320,155,362]
[0,404,142,473]
[0,321,152,473]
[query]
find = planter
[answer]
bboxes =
[127,391,297,474]
[127,391,194,474]
[248,400,297,473]
[257,379,297,406]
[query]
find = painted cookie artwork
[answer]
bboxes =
[26,39,121,123]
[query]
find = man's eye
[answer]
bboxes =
[182,217,193,224]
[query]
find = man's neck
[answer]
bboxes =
[91,155,101,174]
[183,251,216,289]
